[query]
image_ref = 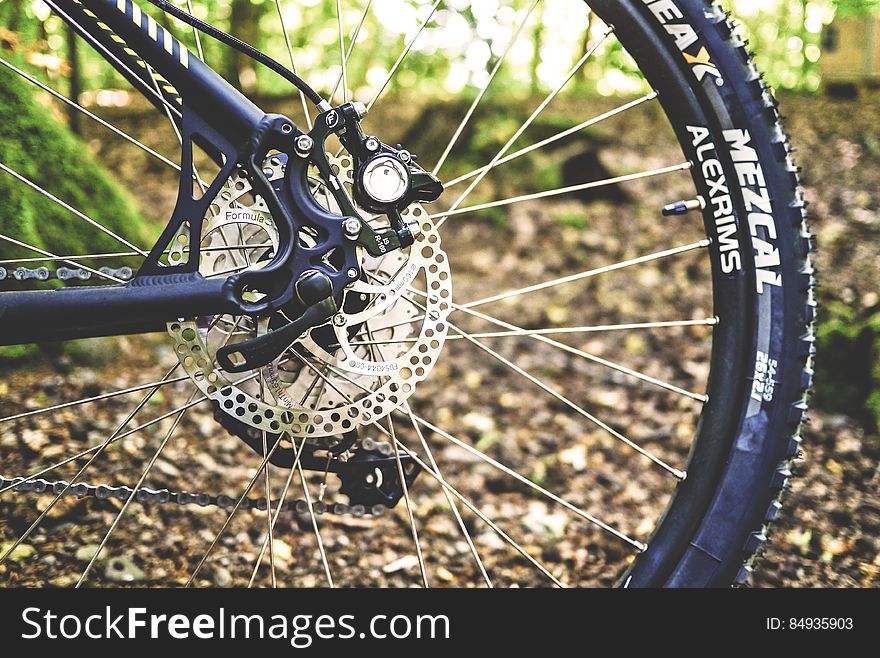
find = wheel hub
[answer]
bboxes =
[167,151,451,445]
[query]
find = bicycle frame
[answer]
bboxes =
[0,0,292,345]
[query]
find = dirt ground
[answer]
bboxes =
[751,89,880,588]
[0,87,877,588]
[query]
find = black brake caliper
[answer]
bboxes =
[334,102,444,254]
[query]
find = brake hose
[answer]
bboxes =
[145,0,326,107]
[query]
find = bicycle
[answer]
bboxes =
[0,0,815,587]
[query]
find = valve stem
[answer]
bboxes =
[662,196,705,216]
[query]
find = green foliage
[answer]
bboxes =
[815,299,880,429]
[718,1,832,92]
[833,0,880,17]
[0,0,850,103]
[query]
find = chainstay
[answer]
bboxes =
[0,474,386,518]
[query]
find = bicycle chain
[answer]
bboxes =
[1,255,389,519]
[0,266,135,282]
[0,469,387,519]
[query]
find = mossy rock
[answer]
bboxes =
[0,64,154,363]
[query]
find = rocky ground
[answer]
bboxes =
[0,88,877,587]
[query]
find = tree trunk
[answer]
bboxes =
[225,0,263,93]
[530,3,545,94]
[66,25,82,136]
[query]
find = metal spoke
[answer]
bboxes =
[435,27,615,229]
[411,412,647,551]
[444,92,658,187]
[391,291,684,478]
[299,362,328,406]
[461,240,710,309]
[453,303,709,402]
[431,162,692,222]
[186,436,285,586]
[388,432,563,587]
[181,346,293,586]
[290,350,365,404]
[285,341,483,586]
[432,0,540,175]
[0,373,190,424]
[0,370,263,498]
[387,415,429,587]
[0,233,125,283]
[258,373,277,587]
[329,0,374,103]
[273,0,313,130]
[77,389,196,587]
[282,355,533,587]
[180,0,205,60]
[0,364,181,565]
[403,403,491,587]
[351,318,718,346]
[280,353,552,587]
[248,438,308,587]
[295,456,334,587]
[365,0,442,112]
[445,315,684,479]
[0,57,179,172]
[0,397,205,496]
[335,0,348,104]
[0,165,147,257]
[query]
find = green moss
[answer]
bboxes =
[0,65,151,262]
[0,65,153,364]
[0,344,39,363]
[552,211,589,230]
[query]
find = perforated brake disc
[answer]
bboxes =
[167,154,451,446]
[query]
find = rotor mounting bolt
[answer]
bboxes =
[333,313,348,326]
[343,217,361,239]
[365,136,380,152]
[295,134,314,156]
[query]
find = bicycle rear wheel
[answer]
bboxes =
[0,0,814,587]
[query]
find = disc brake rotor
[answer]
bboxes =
[167,154,451,445]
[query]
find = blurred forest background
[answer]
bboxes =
[0,0,877,428]
[0,0,873,96]
[0,0,878,586]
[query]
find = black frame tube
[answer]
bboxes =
[54,0,266,145]
[0,0,277,345]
